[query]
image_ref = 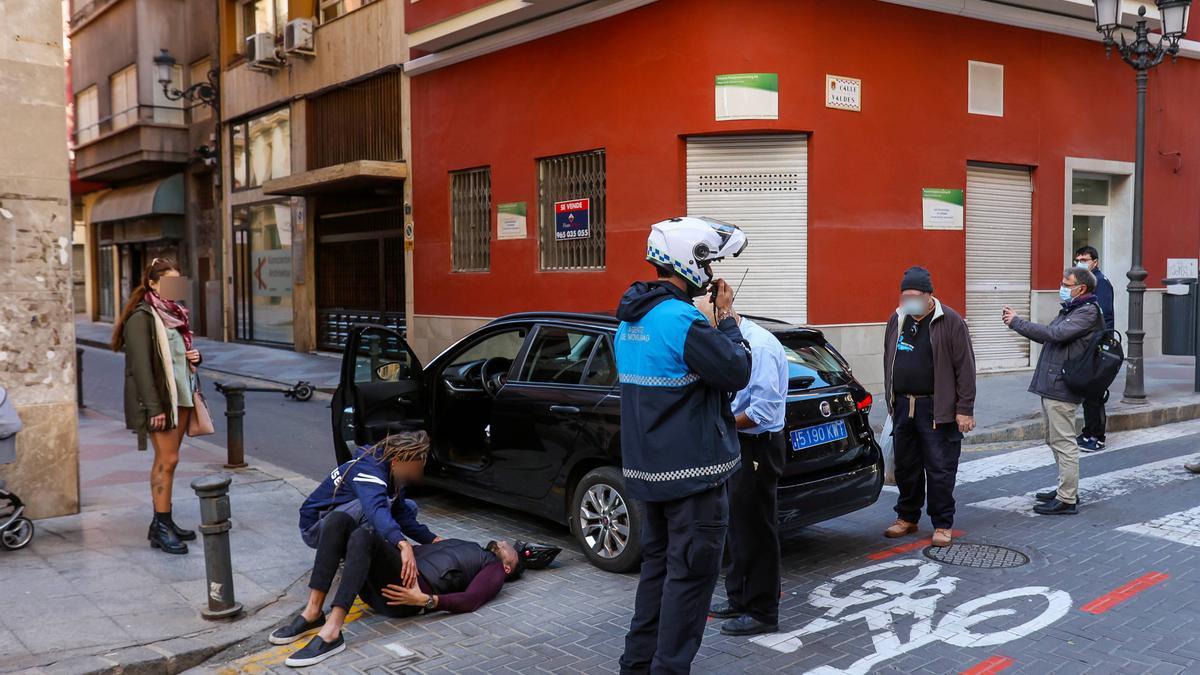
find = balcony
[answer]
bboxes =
[73,104,191,183]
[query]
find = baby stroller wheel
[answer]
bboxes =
[1,516,33,550]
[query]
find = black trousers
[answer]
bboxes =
[308,511,417,618]
[892,396,963,530]
[620,483,729,675]
[724,431,785,625]
[1082,392,1107,442]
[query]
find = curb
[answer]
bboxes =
[964,399,1200,445]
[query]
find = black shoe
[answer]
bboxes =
[708,601,743,619]
[1033,499,1078,515]
[1035,491,1082,505]
[1075,434,1087,446]
[147,517,188,554]
[270,611,326,645]
[285,634,345,667]
[719,614,779,636]
[161,514,196,541]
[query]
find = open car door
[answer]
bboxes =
[331,324,425,465]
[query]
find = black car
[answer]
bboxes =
[331,312,883,573]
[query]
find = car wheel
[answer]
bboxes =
[571,467,642,573]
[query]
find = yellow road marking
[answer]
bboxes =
[215,600,370,674]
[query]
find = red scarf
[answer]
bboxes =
[145,290,194,350]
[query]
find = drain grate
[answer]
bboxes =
[924,543,1029,569]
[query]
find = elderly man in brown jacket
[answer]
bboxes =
[883,266,977,547]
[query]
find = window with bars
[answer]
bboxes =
[538,149,606,270]
[450,167,492,272]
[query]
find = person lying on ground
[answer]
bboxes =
[297,431,441,583]
[275,533,560,668]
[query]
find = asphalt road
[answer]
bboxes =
[78,345,337,481]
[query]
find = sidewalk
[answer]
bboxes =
[74,318,340,392]
[0,409,321,674]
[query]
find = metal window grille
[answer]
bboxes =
[450,167,491,272]
[538,149,606,270]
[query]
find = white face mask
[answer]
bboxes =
[901,297,928,316]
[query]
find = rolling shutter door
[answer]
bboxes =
[686,135,808,323]
[966,165,1032,370]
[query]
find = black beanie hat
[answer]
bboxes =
[900,266,934,293]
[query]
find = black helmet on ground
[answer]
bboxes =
[514,540,562,571]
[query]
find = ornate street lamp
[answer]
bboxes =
[154,49,218,108]
[1091,0,1192,402]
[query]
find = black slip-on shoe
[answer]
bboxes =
[1033,499,1078,515]
[285,634,345,667]
[708,601,744,619]
[720,614,779,636]
[270,612,326,645]
[1035,491,1082,505]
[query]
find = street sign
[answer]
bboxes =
[554,198,590,241]
[1167,257,1198,279]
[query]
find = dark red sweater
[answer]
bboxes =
[416,560,505,613]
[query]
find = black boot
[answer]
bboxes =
[160,511,196,541]
[148,514,188,554]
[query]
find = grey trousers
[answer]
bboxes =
[1042,398,1080,504]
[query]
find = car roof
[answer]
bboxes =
[487,311,826,340]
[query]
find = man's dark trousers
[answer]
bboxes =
[893,396,963,529]
[724,430,786,625]
[1082,392,1107,442]
[619,484,729,675]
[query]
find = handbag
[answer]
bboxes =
[188,374,216,437]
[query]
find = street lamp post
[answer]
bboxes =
[1090,0,1192,402]
[153,49,219,108]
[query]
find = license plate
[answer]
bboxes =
[790,419,848,451]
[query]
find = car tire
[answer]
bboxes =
[571,467,643,573]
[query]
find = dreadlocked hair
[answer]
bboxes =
[366,430,430,464]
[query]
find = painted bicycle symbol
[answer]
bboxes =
[751,558,1072,675]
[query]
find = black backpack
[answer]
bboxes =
[1061,303,1124,399]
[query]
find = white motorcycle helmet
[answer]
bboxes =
[646,216,748,294]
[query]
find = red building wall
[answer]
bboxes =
[410,0,1200,325]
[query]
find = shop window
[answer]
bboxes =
[450,167,491,272]
[538,149,606,271]
[75,85,98,144]
[1071,175,1110,261]
[152,64,184,125]
[110,64,138,131]
[232,201,294,344]
[230,106,290,190]
[189,59,212,122]
[320,0,376,22]
[968,61,1003,117]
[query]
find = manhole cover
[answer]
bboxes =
[923,543,1029,569]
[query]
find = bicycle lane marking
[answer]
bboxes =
[1080,572,1170,615]
[866,530,966,560]
[960,655,1014,674]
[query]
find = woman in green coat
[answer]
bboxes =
[112,258,202,554]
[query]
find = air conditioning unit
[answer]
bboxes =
[284,18,315,57]
[246,32,282,71]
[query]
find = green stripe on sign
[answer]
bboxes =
[498,202,526,216]
[715,73,778,92]
[922,188,964,206]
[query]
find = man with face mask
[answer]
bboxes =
[882,266,977,547]
[1003,267,1103,515]
[1073,246,1114,452]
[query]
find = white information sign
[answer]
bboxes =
[921,188,964,230]
[825,74,861,112]
[1166,257,1198,279]
[497,202,527,240]
[715,73,778,121]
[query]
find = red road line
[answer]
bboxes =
[867,530,967,560]
[1080,571,1170,614]
[961,655,1014,675]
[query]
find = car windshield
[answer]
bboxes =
[775,333,854,391]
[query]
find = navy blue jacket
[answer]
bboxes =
[1094,268,1116,331]
[614,281,752,502]
[298,446,435,548]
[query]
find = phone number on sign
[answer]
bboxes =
[556,230,590,240]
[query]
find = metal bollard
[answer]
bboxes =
[191,474,243,620]
[75,347,86,409]
[220,383,248,469]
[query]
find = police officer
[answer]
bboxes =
[616,216,752,675]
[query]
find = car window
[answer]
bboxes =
[353,327,416,384]
[518,327,599,384]
[775,334,854,391]
[447,328,529,368]
[583,337,616,387]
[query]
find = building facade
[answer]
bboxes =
[0,0,79,518]
[69,0,221,336]
[404,0,1200,390]
[217,0,412,353]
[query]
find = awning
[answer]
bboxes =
[262,160,407,196]
[91,174,185,223]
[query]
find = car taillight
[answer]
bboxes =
[856,393,873,411]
